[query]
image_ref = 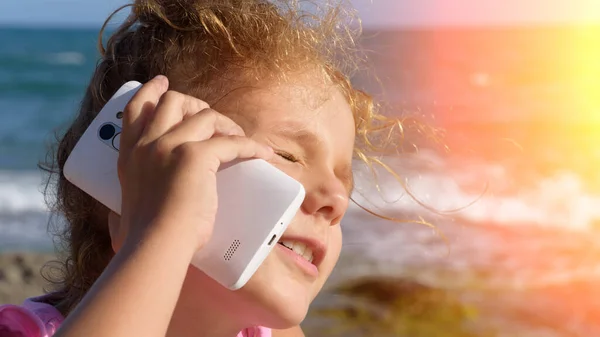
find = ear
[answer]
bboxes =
[107,211,124,253]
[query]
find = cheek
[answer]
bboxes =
[315,226,342,289]
[328,226,343,267]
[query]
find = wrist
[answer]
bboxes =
[122,218,202,261]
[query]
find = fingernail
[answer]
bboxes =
[153,75,168,89]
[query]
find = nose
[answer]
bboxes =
[301,172,349,225]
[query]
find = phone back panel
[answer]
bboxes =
[64,81,138,214]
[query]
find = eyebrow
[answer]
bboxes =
[269,121,355,195]
[269,122,322,149]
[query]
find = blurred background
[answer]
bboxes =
[1,1,599,336]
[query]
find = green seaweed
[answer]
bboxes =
[309,277,497,337]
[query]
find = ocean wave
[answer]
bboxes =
[3,153,600,225]
[0,210,54,252]
[2,154,599,252]
[0,170,48,213]
[0,170,57,251]
[0,51,86,69]
[351,154,600,231]
[42,52,86,66]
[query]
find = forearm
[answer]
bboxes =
[55,223,198,337]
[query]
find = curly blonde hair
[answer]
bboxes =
[40,0,426,315]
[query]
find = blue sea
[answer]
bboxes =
[1,25,600,335]
[0,27,103,250]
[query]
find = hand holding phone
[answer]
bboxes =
[64,77,305,290]
[114,76,273,253]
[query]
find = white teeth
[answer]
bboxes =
[280,240,314,263]
[304,247,314,263]
[291,242,306,256]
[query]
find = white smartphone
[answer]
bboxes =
[63,81,305,290]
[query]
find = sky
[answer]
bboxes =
[1,0,600,28]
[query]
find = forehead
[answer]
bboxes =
[216,81,355,142]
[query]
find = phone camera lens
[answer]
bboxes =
[99,124,116,140]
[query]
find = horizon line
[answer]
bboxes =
[1,21,598,31]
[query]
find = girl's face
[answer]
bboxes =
[174,77,355,331]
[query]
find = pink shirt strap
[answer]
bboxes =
[0,296,63,337]
[243,326,272,337]
[1,295,270,337]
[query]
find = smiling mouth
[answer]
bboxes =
[278,240,314,264]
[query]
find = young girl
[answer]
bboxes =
[0,0,404,336]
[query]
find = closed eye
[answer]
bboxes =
[275,151,299,163]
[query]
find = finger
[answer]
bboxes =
[120,75,169,156]
[179,136,274,172]
[141,91,210,143]
[158,108,245,148]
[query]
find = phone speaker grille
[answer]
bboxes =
[224,239,241,261]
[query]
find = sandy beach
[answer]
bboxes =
[2,242,600,337]
[0,251,57,305]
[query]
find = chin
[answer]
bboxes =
[237,252,317,328]
[182,251,320,330]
